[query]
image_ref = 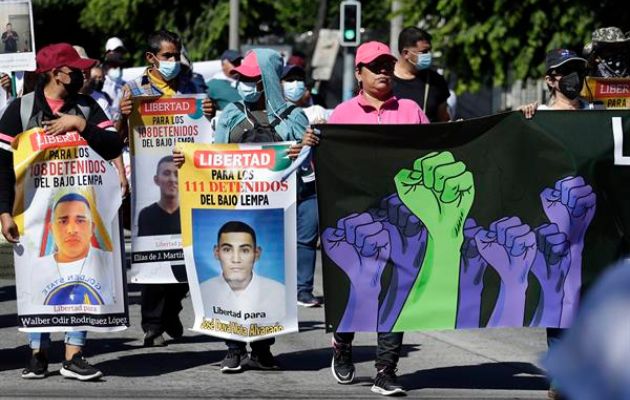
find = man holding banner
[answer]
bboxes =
[119,29,215,347]
[0,43,125,381]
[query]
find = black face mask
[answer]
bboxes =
[558,72,583,100]
[64,70,84,95]
[89,79,104,92]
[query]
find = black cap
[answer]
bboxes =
[545,49,587,73]
[220,49,242,63]
[281,64,305,80]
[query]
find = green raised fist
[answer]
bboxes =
[394,151,475,243]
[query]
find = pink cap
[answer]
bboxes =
[355,41,396,66]
[230,51,261,78]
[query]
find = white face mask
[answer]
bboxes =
[237,80,262,103]
[282,81,307,103]
[107,67,122,81]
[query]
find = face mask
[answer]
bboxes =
[237,80,262,103]
[63,70,84,95]
[107,67,122,81]
[156,60,181,81]
[558,72,583,100]
[410,51,432,71]
[90,79,104,92]
[282,81,306,103]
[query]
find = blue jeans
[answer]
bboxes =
[27,331,87,350]
[297,195,318,296]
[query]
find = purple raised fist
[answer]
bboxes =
[456,218,488,328]
[529,223,571,327]
[321,212,391,332]
[369,194,427,331]
[475,216,536,327]
[540,176,596,326]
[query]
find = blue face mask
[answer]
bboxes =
[282,81,307,103]
[157,60,181,81]
[411,52,432,71]
[237,80,262,103]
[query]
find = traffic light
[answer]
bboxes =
[340,0,361,47]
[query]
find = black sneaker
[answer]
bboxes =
[21,352,48,379]
[143,330,167,347]
[220,348,248,373]
[164,317,184,340]
[60,353,103,381]
[371,368,405,396]
[298,292,321,308]
[331,338,355,384]
[248,348,278,370]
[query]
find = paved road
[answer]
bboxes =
[0,258,550,399]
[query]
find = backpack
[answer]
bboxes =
[230,102,295,143]
[19,92,91,131]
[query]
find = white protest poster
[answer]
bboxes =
[128,94,213,283]
[12,128,128,332]
[178,142,298,342]
[0,0,35,72]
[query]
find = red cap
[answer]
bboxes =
[35,43,98,73]
[230,51,261,78]
[355,41,396,66]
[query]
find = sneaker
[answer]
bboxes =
[21,352,48,379]
[143,330,167,347]
[249,348,278,370]
[60,353,103,381]
[371,368,405,396]
[298,292,321,308]
[164,317,184,340]
[220,348,249,373]
[331,338,355,384]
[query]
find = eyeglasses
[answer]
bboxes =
[361,60,395,74]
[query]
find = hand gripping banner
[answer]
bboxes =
[12,128,128,332]
[178,142,298,342]
[314,111,630,332]
[128,94,214,283]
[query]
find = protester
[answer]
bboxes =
[520,49,595,119]
[280,63,328,307]
[584,27,630,78]
[103,37,127,122]
[326,41,429,396]
[520,48,594,400]
[393,27,451,122]
[180,46,207,94]
[206,49,243,110]
[0,42,124,381]
[118,29,215,347]
[174,48,309,372]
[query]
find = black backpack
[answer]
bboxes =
[230,103,295,143]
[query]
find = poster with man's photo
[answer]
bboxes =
[178,142,298,342]
[128,94,214,283]
[0,0,35,71]
[11,128,128,332]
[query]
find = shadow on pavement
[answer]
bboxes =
[400,362,548,391]
[276,344,421,371]
[97,350,224,377]
[298,320,326,333]
[0,345,30,372]
[0,285,16,302]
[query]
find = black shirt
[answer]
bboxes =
[392,69,450,122]
[1,31,18,53]
[137,202,180,236]
[0,85,122,214]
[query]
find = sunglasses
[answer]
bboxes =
[360,59,395,74]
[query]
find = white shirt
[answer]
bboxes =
[31,248,116,306]
[103,76,125,121]
[199,272,286,323]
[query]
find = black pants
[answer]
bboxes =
[141,283,188,333]
[226,338,275,352]
[334,332,403,370]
